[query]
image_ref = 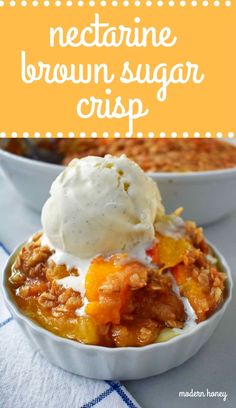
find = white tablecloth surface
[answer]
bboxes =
[0,170,235,408]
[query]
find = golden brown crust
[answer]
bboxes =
[59,139,236,172]
[8,221,226,347]
[3,139,236,172]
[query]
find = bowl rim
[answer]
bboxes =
[1,240,233,354]
[1,145,236,180]
[0,146,63,172]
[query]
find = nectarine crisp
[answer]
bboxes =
[8,218,226,347]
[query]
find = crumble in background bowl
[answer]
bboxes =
[1,140,236,225]
[1,241,233,381]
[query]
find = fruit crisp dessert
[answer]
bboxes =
[3,139,236,172]
[8,156,226,347]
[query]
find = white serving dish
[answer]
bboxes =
[1,141,236,224]
[149,167,236,225]
[1,241,233,381]
[0,146,61,212]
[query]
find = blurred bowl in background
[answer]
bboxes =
[1,140,236,225]
[0,146,61,211]
[150,168,236,225]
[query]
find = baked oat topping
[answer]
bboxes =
[3,139,236,172]
[8,218,226,347]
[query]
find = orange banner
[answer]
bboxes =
[0,1,235,137]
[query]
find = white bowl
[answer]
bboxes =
[149,168,236,225]
[0,146,61,212]
[1,241,233,380]
[1,142,236,224]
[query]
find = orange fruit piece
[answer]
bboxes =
[85,256,130,325]
[73,317,100,344]
[85,256,119,302]
[86,301,121,325]
[148,235,191,270]
[85,255,146,325]
[172,265,209,321]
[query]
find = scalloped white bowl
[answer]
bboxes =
[1,142,236,224]
[1,241,233,380]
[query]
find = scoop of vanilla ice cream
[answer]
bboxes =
[41,155,164,258]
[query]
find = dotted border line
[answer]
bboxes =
[0,0,232,7]
[0,132,235,138]
[0,1,232,136]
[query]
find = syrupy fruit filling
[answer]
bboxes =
[9,221,226,347]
